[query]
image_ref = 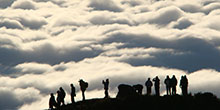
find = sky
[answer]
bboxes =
[1,0,220,109]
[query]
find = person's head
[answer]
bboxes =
[148,78,150,80]
[59,87,63,90]
[70,84,73,87]
[106,79,109,82]
[79,79,83,83]
[166,75,169,78]
[50,93,54,97]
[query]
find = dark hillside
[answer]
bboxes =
[55,92,220,110]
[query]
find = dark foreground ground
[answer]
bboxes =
[55,92,220,110]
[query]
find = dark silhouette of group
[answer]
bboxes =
[57,87,66,106]
[49,75,189,109]
[164,75,178,95]
[49,79,88,110]
[145,75,188,96]
[180,75,188,96]
[49,87,67,110]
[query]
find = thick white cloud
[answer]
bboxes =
[15,62,53,74]
[89,11,133,25]
[147,6,183,25]
[0,18,23,29]
[0,59,187,109]
[121,0,142,7]
[1,0,220,109]
[0,9,47,29]
[2,58,220,109]
[189,69,220,95]
[203,2,220,14]
[179,3,203,13]
[89,0,123,12]
[11,0,37,10]
[18,15,47,29]
[0,87,41,110]
[169,17,193,29]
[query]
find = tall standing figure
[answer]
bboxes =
[102,79,110,98]
[171,75,177,95]
[70,84,76,104]
[79,79,88,101]
[56,90,61,107]
[145,78,153,95]
[180,75,188,96]
[164,75,171,95]
[59,87,66,105]
[153,76,160,96]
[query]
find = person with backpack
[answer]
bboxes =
[79,79,88,101]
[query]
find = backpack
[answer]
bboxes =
[85,82,88,88]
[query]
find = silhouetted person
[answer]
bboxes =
[145,78,153,95]
[79,79,88,101]
[164,75,171,95]
[153,76,160,96]
[171,75,177,95]
[59,87,66,105]
[49,93,57,110]
[56,90,61,107]
[70,84,76,103]
[133,84,143,95]
[180,75,188,96]
[102,79,109,98]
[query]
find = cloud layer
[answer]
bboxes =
[1,0,220,109]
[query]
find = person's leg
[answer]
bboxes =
[82,91,85,101]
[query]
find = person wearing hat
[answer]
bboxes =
[79,79,88,101]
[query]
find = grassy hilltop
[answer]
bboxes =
[55,92,220,110]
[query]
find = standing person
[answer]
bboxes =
[70,84,76,104]
[180,75,188,96]
[171,75,177,95]
[59,87,66,106]
[56,90,61,107]
[164,75,171,95]
[145,78,153,95]
[153,76,160,96]
[79,79,88,101]
[102,79,109,98]
[49,93,57,110]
